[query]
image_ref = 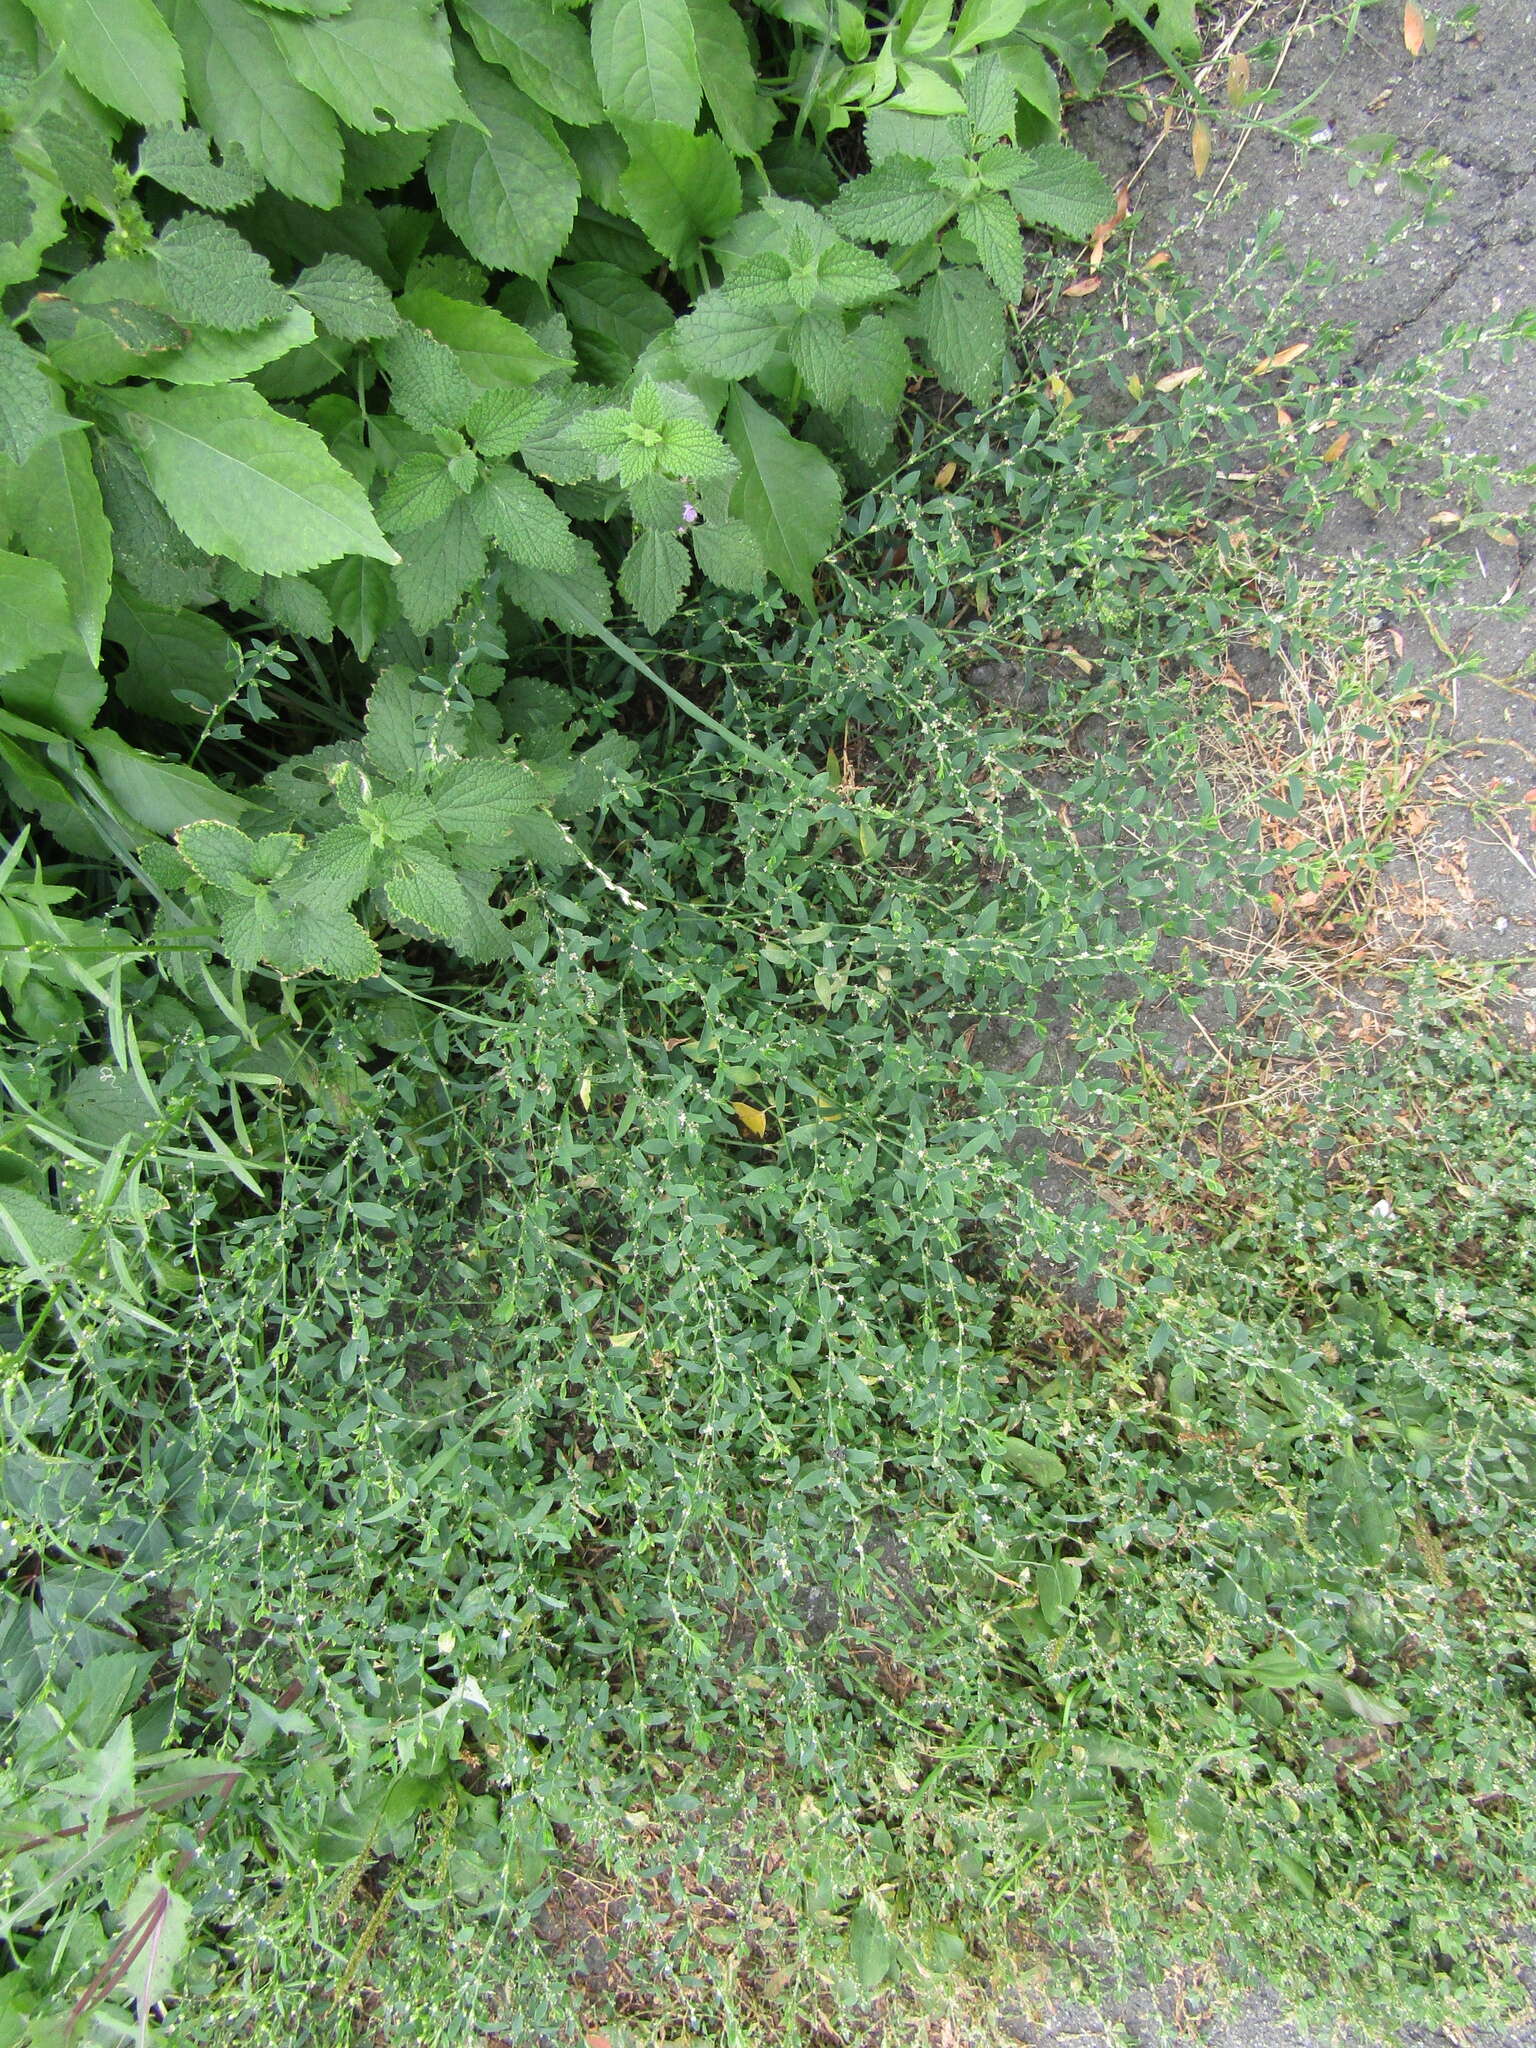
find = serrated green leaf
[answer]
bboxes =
[384,845,473,946]
[0,550,77,674]
[814,239,899,308]
[846,310,911,416]
[158,303,317,387]
[170,0,343,208]
[501,536,611,632]
[724,387,840,606]
[591,0,700,128]
[551,262,673,384]
[828,157,956,244]
[320,555,394,660]
[618,121,741,265]
[263,572,334,639]
[34,112,117,218]
[292,254,400,341]
[223,892,381,979]
[2,397,111,660]
[959,189,1023,303]
[155,211,290,332]
[465,386,556,460]
[432,755,543,839]
[292,822,375,897]
[455,0,604,127]
[503,810,577,866]
[362,669,426,778]
[619,526,689,630]
[684,0,773,153]
[177,818,261,889]
[24,0,184,127]
[1007,141,1114,237]
[379,452,459,535]
[963,50,1017,137]
[269,0,470,136]
[471,463,578,571]
[0,141,34,245]
[396,289,569,388]
[674,291,782,379]
[787,309,851,410]
[110,381,398,577]
[135,123,263,211]
[918,262,1006,400]
[690,515,764,594]
[92,437,215,611]
[427,48,579,283]
[379,323,477,433]
[0,1184,81,1268]
[391,498,486,632]
[0,329,69,468]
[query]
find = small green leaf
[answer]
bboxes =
[724,387,840,606]
[0,551,78,675]
[848,1904,892,1993]
[385,846,473,947]
[1007,142,1114,237]
[988,1433,1066,1486]
[396,289,570,388]
[292,254,400,341]
[136,124,263,211]
[619,526,689,630]
[962,50,1017,137]
[958,189,1024,304]
[829,158,956,245]
[391,498,486,632]
[690,516,764,594]
[471,463,578,570]
[379,452,460,535]
[619,121,742,264]
[177,818,261,888]
[788,310,851,410]
[321,555,395,660]
[380,323,477,434]
[110,381,398,576]
[1035,1558,1082,1629]
[674,290,782,379]
[501,537,612,632]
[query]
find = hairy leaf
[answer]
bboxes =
[918,262,1006,400]
[1007,142,1114,237]
[136,124,262,211]
[391,497,486,631]
[155,212,291,333]
[292,254,400,341]
[471,463,578,570]
[427,48,579,283]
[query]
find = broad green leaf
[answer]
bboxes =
[0,141,35,245]
[988,1432,1065,1485]
[0,550,78,674]
[951,0,1030,53]
[618,122,741,264]
[380,324,477,434]
[270,0,470,136]
[551,262,673,384]
[724,387,840,606]
[0,648,104,733]
[685,0,774,154]
[320,555,395,659]
[292,254,400,342]
[1035,1558,1082,1629]
[959,189,1023,303]
[157,304,317,387]
[848,1904,892,1993]
[33,111,117,219]
[3,399,111,659]
[427,49,579,282]
[384,846,473,947]
[828,158,956,244]
[846,311,911,416]
[787,309,850,409]
[135,124,263,211]
[503,811,577,866]
[455,0,604,127]
[177,818,263,889]
[1007,141,1114,236]
[471,463,578,570]
[154,212,291,332]
[379,451,459,535]
[391,498,486,631]
[0,1185,81,1267]
[362,669,428,778]
[690,515,764,593]
[917,262,1006,400]
[107,591,236,724]
[88,729,248,835]
[619,526,689,630]
[674,291,782,379]
[396,289,569,388]
[999,41,1060,124]
[263,572,334,639]
[92,437,216,612]
[1139,0,1199,61]
[962,50,1017,137]
[590,0,701,129]
[432,756,542,838]
[23,0,184,126]
[888,64,968,115]
[169,0,343,208]
[222,893,380,980]
[109,381,398,576]
[501,536,612,631]
[814,239,899,308]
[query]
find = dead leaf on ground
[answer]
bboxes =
[934,460,957,488]
[1253,341,1309,375]
[1403,0,1426,53]
[1321,430,1351,461]
[1063,276,1101,296]
[1088,183,1131,268]
[1156,365,1203,392]
[1227,51,1251,103]
[731,1100,768,1138]
[1141,250,1171,270]
[1191,118,1213,178]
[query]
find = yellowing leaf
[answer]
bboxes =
[1046,372,1074,405]
[1403,0,1425,53]
[1275,404,1294,427]
[934,460,957,488]
[1141,250,1170,271]
[1321,430,1351,462]
[1226,51,1251,104]
[730,1099,767,1137]
[1190,118,1212,179]
[1155,365,1203,392]
[1063,276,1101,296]
[1253,341,1309,374]
[1127,372,1144,398]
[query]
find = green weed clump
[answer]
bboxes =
[3,225,1535,2043]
